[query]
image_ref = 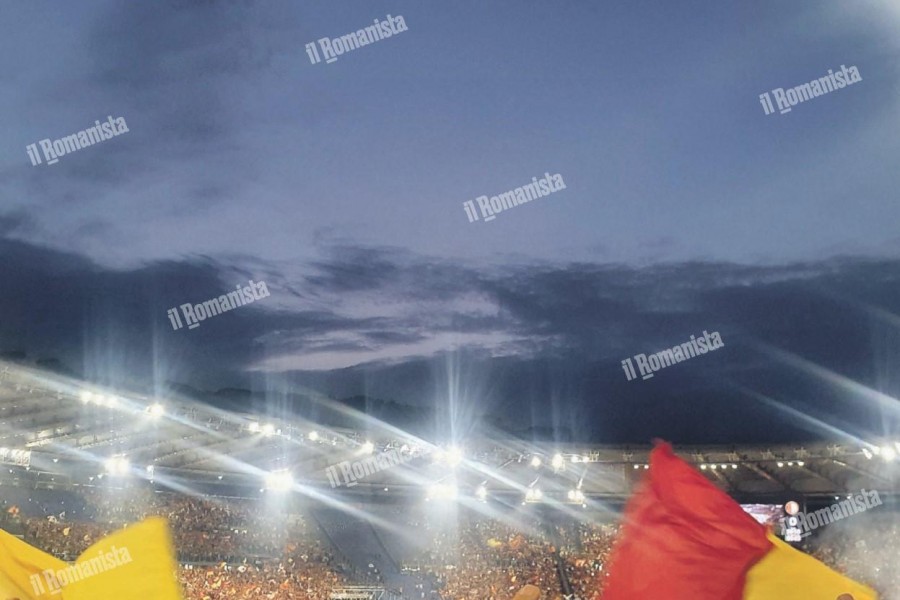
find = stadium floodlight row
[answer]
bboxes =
[0,359,897,502]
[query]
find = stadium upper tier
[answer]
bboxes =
[0,359,897,500]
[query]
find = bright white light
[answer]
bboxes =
[265,469,293,491]
[476,485,487,501]
[248,422,260,433]
[700,464,707,470]
[427,482,457,501]
[146,465,154,474]
[308,431,319,441]
[567,489,585,503]
[882,445,897,462]
[731,464,738,469]
[446,446,463,467]
[862,448,873,460]
[147,403,164,418]
[777,462,784,468]
[361,441,375,455]
[710,464,717,470]
[551,454,564,469]
[530,456,542,468]
[643,465,649,470]
[796,461,804,467]
[571,455,580,463]
[525,488,543,502]
[106,396,119,408]
[104,457,129,476]
[261,424,275,437]
[80,391,92,404]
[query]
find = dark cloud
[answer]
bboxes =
[1,235,899,443]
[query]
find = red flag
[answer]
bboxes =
[600,442,771,600]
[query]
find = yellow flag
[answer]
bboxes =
[63,517,182,600]
[0,528,67,600]
[744,533,878,600]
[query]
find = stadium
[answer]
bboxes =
[5,2,900,599]
[1,359,897,598]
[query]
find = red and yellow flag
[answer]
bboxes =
[1,517,182,600]
[0,526,67,599]
[600,442,878,600]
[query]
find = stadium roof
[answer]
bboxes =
[1,360,897,502]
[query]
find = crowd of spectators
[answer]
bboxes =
[179,560,347,600]
[402,514,563,600]
[7,488,898,599]
[14,488,349,599]
[557,523,618,599]
[802,512,899,600]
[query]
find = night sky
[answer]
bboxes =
[1,1,899,445]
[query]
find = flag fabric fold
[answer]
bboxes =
[743,532,877,600]
[600,441,878,600]
[1,517,182,600]
[64,516,182,600]
[0,528,67,599]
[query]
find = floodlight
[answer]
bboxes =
[525,488,543,502]
[427,482,457,500]
[476,485,487,501]
[265,469,293,491]
[446,446,463,467]
[551,454,564,469]
[104,457,129,476]
[567,489,585,503]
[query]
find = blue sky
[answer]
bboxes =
[1,1,899,443]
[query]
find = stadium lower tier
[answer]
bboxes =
[2,488,897,599]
